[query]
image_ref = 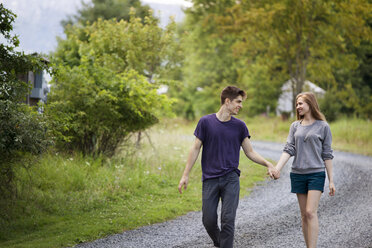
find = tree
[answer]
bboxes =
[215,0,372,115]
[49,15,175,156]
[55,13,176,82]
[180,0,244,117]
[179,0,282,117]
[0,4,50,193]
[330,18,372,119]
[61,0,153,27]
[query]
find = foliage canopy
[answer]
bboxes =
[61,0,154,27]
[180,0,372,118]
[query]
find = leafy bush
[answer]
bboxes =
[49,15,176,156]
[0,3,50,194]
[47,66,173,156]
[319,90,342,122]
[0,102,50,195]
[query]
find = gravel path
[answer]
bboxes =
[75,141,372,248]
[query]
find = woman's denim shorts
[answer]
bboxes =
[290,171,326,194]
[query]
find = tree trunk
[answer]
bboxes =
[136,131,142,149]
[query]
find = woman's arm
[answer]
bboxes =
[276,152,291,172]
[275,122,296,176]
[324,159,335,196]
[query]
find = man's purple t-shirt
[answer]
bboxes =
[194,114,250,181]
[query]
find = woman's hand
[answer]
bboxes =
[273,166,281,179]
[329,182,335,196]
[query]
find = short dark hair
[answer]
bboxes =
[220,86,246,105]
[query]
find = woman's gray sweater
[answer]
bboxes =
[283,120,334,174]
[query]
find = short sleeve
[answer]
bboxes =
[322,123,334,160]
[242,123,251,142]
[283,122,297,156]
[194,118,205,142]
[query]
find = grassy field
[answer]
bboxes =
[329,118,372,156]
[1,117,370,248]
[244,116,372,156]
[0,119,267,248]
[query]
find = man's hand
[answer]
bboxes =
[178,138,202,194]
[178,175,189,194]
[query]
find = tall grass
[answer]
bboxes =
[243,116,372,156]
[243,116,292,142]
[0,119,267,248]
[330,118,372,155]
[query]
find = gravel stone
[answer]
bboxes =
[75,141,372,248]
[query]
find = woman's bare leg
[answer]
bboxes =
[305,190,322,248]
[297,193,309,245]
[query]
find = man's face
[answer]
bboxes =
[226,95,243,115]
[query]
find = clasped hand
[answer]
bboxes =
[267,166,280,180]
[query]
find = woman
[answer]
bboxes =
[275,92,335,248]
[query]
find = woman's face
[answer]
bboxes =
[296,97,310,116]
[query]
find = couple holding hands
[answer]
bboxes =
[178,86,335,248]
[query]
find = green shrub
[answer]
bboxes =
[0,4,50,194]
[319,90,342,122]
[49,16,177,156]
[0,102,51,196]
[46,67,173,157]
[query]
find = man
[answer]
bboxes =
[178,86,279,248]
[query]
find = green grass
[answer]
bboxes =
[0,118,267,248]
[243,115,292,142]
[243,116,372,156]
[330,118,372,155]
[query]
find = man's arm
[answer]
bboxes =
[178,137,203,194]
[241,137,279,179]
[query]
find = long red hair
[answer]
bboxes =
[296,92,326,121]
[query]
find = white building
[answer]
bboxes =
[276,79,326,116]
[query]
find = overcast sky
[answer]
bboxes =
[143,0,191,7]
[0,0,191,54]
